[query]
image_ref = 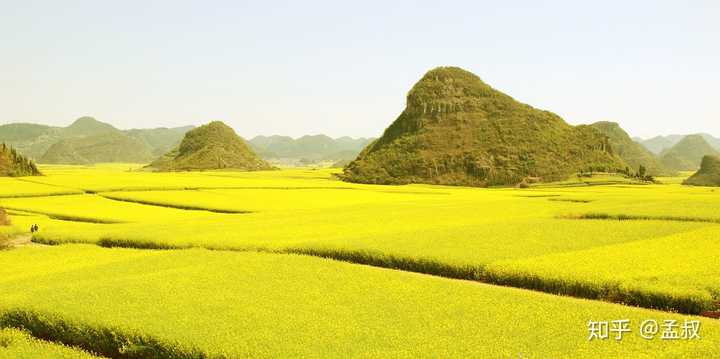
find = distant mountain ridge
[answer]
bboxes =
[0,117,194,164]
[248,135,373,164]
[126,125,196,156]
[40,131,156,164]
[659,135,720,171]
[636,133,720,154]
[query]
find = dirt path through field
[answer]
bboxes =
[4,234,48,248]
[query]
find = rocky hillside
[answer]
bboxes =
[342,67,626,186]
[590,121,668,175]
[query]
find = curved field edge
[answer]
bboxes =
[284,247,717,315]
[0,310,203,359]
[0,191,85,199]
[98,194,252,214]
[0,207,123,224]
[32,235,717,315]
[559,212,720,224]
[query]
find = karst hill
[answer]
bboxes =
[342,67,626,186]
[148,121,273,171]
[683,155,720,187]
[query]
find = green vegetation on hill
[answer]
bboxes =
[149,121,273,171]
[60,116,117,137]
[683,155,720,187]
[660,134,720,171]
[0,123,55,142]
[590,121,668,175]
[0,123,62,159]
[0,144,40,177]
[342,67,626,186]
[40,132,155,165]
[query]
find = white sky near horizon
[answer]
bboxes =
[1,1,719,140]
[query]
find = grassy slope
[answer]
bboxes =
[0,245,718,358]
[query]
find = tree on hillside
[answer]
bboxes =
[638,165,646,178]
[1,142,41,176]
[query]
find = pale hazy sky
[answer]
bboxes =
[1,1,718,139]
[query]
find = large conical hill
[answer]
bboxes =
[342,67,626,186]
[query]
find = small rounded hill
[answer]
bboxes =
[148,121,272,171]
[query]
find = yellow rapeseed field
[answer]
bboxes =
[1,164,718,357]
